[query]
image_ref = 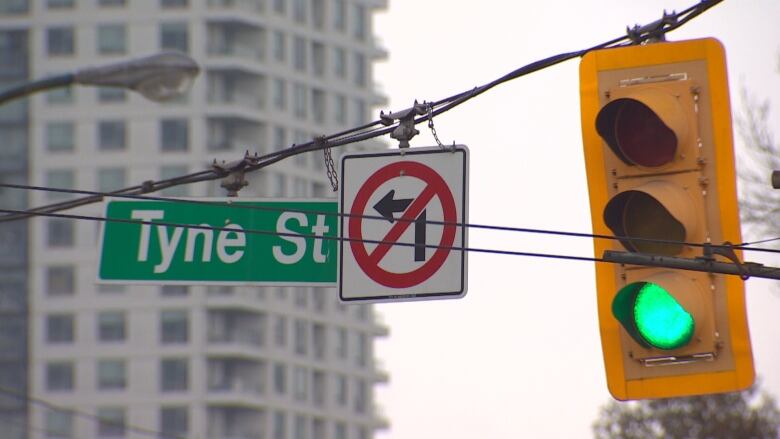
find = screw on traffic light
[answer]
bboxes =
[579,38,754,401]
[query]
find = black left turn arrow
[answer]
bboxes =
[373,190,413,222]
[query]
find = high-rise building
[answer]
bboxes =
[0,0,388,437]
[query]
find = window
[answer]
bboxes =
[160,406,188,438]
[273,126,286,150]
[160,22,188,53]
[46,361,74,391]
[0,0,28,13]
[272,31,285,62]
[97,359,126,390]
[96,407,125,437]
[46,409,74,439]
[98,87,126,103]
[353,51,366,86]
[294,288,307,307]
[293,366,307,401]
[293,83,306,119]
[273,411,286,439]
[161,0,187,7]
[336,327,347,359]
[294,319,307,355]
[45,169,75,200]
[333,47,346,78]
[334,422,347,439]
[47,27,75,56]
[294,415,307,439]
[98,284,125,294]
[356,332,368,367]
[46,313,74,343]
[99,0,125,6]
[98,311,126,342]
[160,165,189,196]
[273,363,286,394]
[274,315,286,347]
[274,173,287,197]
[160,358,188,391]
[312,0,324,29]
[352,98,366,125]
[335,374,347,405]
[97,168,126,193]
[312,370,325,406]
[312,323,326,359]
[46,265,75,296]
[97,24,126,55]
[312,42,325,77]
[292,0,305,23]
[333,0,346,31]
[352,4,366,40]
[293,36,306,71]
[273,0,285,14]
[334,94,347,125]
[47,218,74,247]
[46,121,74,152]
[46,86,74,104]
[354,379,367,413]
[272,78,286,110]
[47,0,73,9]
[161,285,188,296]
[160,119,188,152]
[160,310,188,344]
[98,120,126,150]
[312,89,325,124]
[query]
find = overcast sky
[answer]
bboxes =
[371,1,780,437]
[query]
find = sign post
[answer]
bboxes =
[98,198,338,285]
[339,146,469,303]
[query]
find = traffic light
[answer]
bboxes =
[579,38,754,400]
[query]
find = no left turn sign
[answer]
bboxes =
[339,145,469,303]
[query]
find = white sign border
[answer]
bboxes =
[338,145,469,303]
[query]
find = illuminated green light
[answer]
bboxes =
[612,281,695,350]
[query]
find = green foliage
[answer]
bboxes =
[593,385,780,439]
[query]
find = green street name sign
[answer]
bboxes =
[98,198,338,285]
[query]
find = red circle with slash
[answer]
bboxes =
[349,161,457,288]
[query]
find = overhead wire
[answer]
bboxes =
[4,180,780,260]
[0,0,724,225]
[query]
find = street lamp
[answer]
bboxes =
[0,51,200,105]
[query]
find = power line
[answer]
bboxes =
[4,181,779,258]
[0,0,723,224]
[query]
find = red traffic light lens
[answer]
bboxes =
[597,98,677,168]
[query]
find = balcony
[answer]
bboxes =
[207,406,266,439]
[207,309,267,349]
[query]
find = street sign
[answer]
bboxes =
[98,198,338,285]
[339,145,469,303]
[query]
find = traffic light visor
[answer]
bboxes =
[596,88,689,168]
[603,181,699,256]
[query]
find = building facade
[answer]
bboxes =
[0,0,388,437]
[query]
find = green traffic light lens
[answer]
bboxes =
[634,282,694,349]
[612,281,695,350]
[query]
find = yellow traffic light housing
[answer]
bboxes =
[580,38,754,400]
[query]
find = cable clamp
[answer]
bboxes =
[380,100,426,149]
[699,242,749,280]
[212,151,260,197]
[627,9,677,44]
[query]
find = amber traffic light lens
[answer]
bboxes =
[596,99,677,167]
[604,190,685,255]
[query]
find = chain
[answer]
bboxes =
[426,102,445,149]
[322,141,339,192]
